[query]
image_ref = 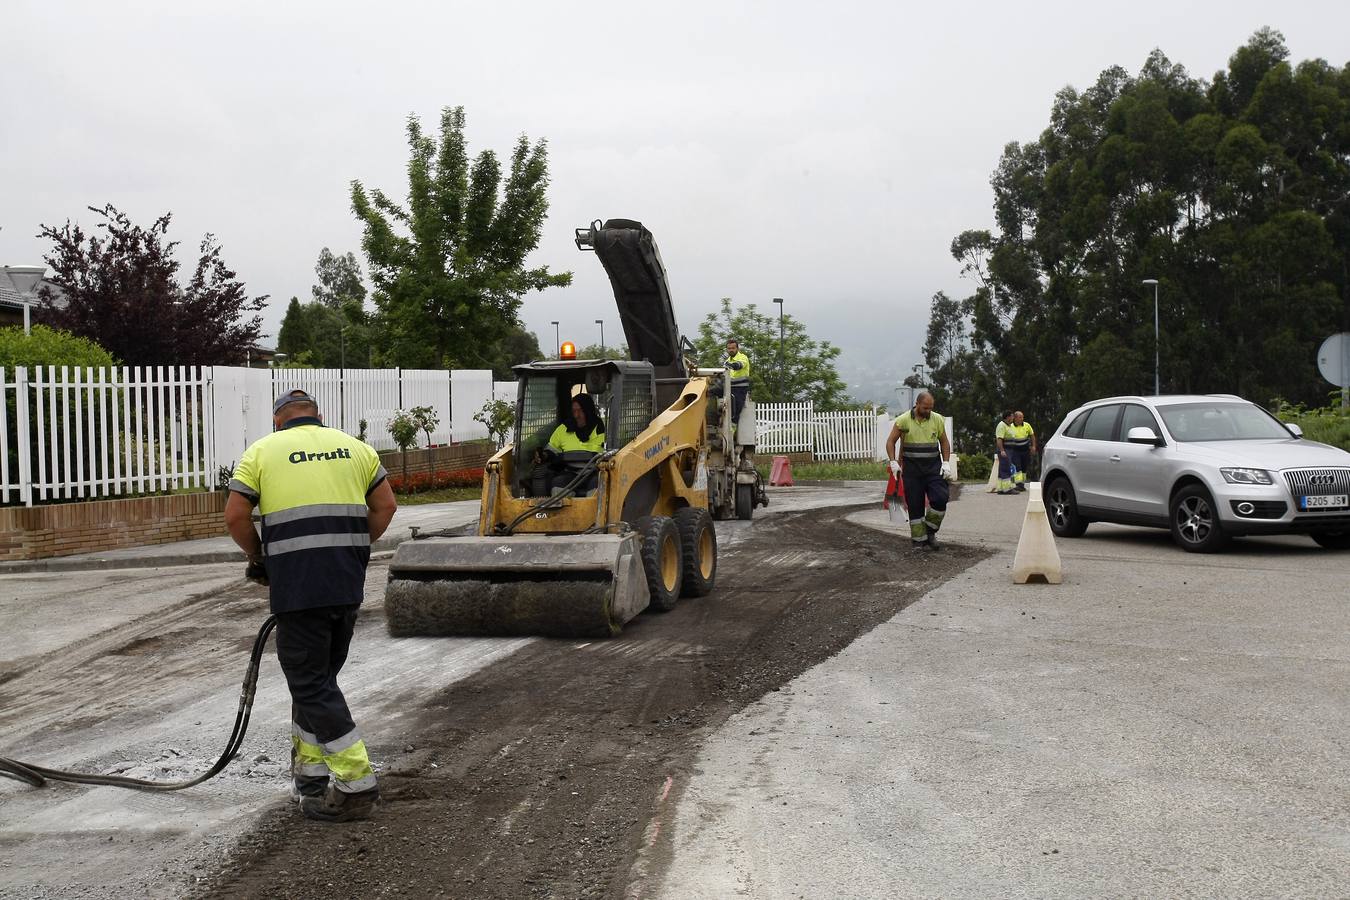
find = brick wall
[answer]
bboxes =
[0,492,227,561]
[378,440,495,478]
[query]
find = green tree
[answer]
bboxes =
[0,324,116,371]
[276,296,373,369]
[574,343,627,361]
[312,247,367,309]
[486,324,545,379]
[692,298,849,409]
[37,204,265,365]
[473,397,515,448]
[351,106,572,370]
[926,30,1350,440]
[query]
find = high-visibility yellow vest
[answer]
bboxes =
[894,409,946,462]
[230,417,386,613]
[726,351,751,385]
[548,423,605,453]
[1005,422,1034,449]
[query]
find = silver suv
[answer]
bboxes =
[1040,395,1350,552]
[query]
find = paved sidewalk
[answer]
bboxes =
[0,501,483,573]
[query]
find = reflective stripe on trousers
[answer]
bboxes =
[293,723,376,792]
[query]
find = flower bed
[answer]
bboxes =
[387,467,485,495]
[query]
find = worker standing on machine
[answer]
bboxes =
[724,338,751,427]
[224,389,397,822]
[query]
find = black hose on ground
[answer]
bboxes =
[0,615,277,791]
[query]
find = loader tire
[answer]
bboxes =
[636,515,683,612]
[735,483,754,520]
[674,507,717,598]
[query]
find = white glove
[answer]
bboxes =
[940,460,953,480]
[888,459,901,477]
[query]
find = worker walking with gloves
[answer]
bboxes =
[224,389,397,823]
[885,390,953,551]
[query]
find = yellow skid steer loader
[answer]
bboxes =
[383,219,766,638]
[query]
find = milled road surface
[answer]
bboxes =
[3,483,1347,898]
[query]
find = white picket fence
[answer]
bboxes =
[0,366,213,506]
[0,366,510,507]
[755,402,881,460]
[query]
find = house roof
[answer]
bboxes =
[0,268,65,311]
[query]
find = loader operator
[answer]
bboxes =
[885,390,953,552]
[532,393,605,495]
[225,389,397,823]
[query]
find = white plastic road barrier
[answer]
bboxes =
[985,455,1000,493]
[1012,482,1063,584]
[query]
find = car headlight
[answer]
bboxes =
[1220,467,1273,485]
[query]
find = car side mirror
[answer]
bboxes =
[1126,426,1163,447]
[1285,423,1303,439]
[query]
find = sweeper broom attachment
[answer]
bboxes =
[384,533,650,639]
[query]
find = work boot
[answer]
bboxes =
[290,776,328,803]
[911,541,932,553]
[300,784,380,823]
[1015,483,1027,492]
[925,530,940,551]
[997,489,1018,495]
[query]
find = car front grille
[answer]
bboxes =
[1283,468,1350,496]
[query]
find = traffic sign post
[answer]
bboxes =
[1316,333,1350,409]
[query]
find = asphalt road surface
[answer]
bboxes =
[1,483,1346,898]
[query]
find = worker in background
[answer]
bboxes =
[885,390,953,551]
[534,393,606,494]
[225,389,397,823]
[1005,410,1037,491]
[994,410,1017,494]
[724,338,751,427]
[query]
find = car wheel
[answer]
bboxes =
[1169,484,1228,553]
[1311,531,1350,550]
[1045,477,1088,538]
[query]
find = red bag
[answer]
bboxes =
[882,471,905,509]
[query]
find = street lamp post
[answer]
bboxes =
[1142,279,1160,395]
[550,321,560,358]
[772,297,784,401]
[912,363,925,386]
[595,319,604,353]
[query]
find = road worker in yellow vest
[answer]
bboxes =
[724,338,752,428]
[1005,410,1037,492]
[532,392,606,495]
[994,410,1016,494]
[225,389,397,822]
[885,390,954,551]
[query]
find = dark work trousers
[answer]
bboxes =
[1009,447,1032,482]
[997,449,1012,481]
[275,605,360,745]
[730,384,749,426]
[902,461,950,537]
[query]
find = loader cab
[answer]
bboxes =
[511,359,656,498]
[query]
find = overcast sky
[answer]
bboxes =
[3,1,1346,400]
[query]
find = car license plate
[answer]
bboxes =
[1301,494,1349,510]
